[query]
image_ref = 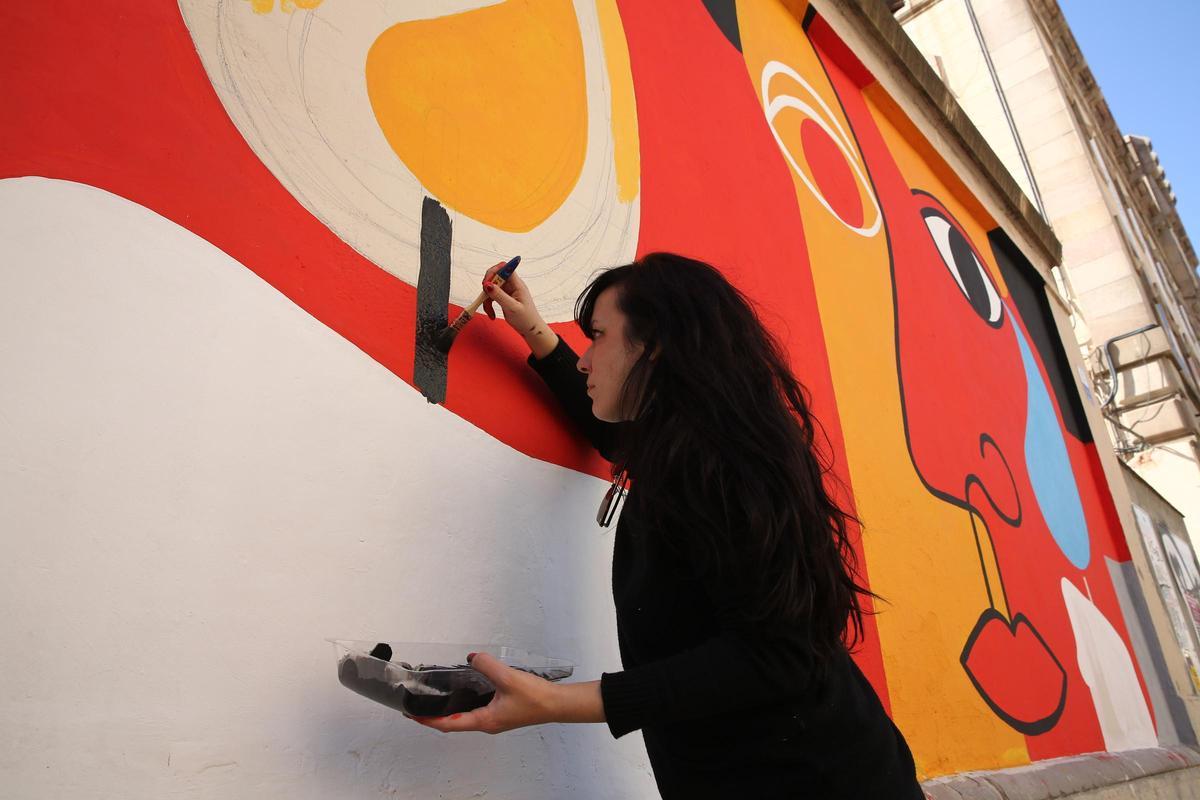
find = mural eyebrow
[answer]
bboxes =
[911,188,973,232]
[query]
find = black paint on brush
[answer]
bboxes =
[415,197,452,404]
[433,311,471,354]
[434,255,518,354]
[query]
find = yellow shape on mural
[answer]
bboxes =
[243,0,324,13]
[366,0,588,233]
[595,0,639,202]
[735,0,1030,779]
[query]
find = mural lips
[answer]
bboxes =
[961,609,1068,735]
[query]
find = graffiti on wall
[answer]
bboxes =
[1132,504,1200,693]
[1,0,1158,778]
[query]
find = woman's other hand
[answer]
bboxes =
[403,652,560,734]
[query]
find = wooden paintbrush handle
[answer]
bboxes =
[462,274,508,315]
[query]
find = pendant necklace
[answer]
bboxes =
[596,468,629,528]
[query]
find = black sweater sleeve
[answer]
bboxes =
[598,566,816,739]
[526,335,620,462]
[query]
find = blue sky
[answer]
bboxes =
[1058,0,1199,271]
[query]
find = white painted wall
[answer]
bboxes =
[0,177,657,798]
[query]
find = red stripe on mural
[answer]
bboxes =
[613,0,889,711]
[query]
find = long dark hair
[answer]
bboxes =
[575,252,876,662]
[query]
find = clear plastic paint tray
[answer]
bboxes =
[328,639,575,717]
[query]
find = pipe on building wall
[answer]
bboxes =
[963,0,1048,220]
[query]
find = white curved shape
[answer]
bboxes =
[177,0,639,322]
[1061,577,1157,752]
[760,60,881,238]
[0,176,653,798]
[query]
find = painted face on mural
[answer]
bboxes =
[777,8,1155,754]
[577,287,645,423]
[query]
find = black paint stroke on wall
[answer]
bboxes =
[415,197,451,404]
[989,229,1093,443]
[701,0,741,51]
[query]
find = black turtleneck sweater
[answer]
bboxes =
[528,336,924,799]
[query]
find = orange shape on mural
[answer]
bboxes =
[366,0,589,233]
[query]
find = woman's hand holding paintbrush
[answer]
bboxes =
[434,256,522,353]
[477,260,560,360]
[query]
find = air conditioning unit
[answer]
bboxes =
[1108,326,1172,369]
[1115,356,1186,408]
[1117,394,1200,444]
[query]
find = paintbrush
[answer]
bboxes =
[434,256,521,354]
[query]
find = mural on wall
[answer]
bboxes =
[1,0,1158,780]
[1162,524,1200,645]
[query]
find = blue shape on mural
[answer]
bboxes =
[1014,320,1090,569]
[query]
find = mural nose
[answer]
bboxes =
[964,433,1021,526]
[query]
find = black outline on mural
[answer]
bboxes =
[964,433,1022,614]
[700,0,742,52]
[802,4,819,31]
[968,507,1009,611]
[967,433,1023,528]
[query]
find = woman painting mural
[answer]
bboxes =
[405,253,924,798]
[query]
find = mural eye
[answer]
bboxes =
[921,209,1002,326]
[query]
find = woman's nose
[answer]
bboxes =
[577,347,592,374]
